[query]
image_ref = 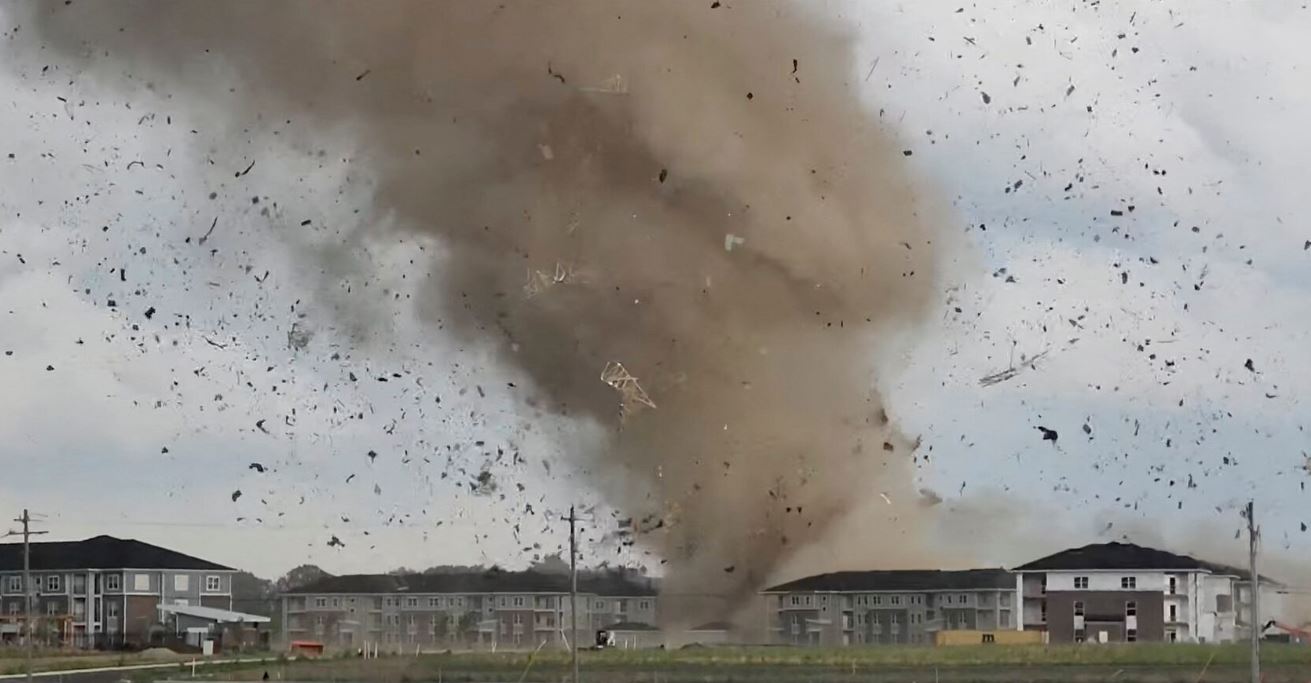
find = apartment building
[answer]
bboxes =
[0,535,236,647]
[762,569,1018,646]
[1015,542,1275,644]
[282,570,657,650]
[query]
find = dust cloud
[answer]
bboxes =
[24,1,944,618]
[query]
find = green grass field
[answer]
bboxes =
[168,645,1311,683]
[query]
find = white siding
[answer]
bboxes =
[1046,571,1166,592]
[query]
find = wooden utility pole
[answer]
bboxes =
[1246,500,1260,683]
[6,510,47,683]
[569,505,579,683]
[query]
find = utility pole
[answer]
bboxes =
[6,510,47,683]
[1246,500,1260,683]
[569,505,579,683]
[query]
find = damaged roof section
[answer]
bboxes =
[763,568,1014,593]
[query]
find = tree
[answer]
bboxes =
[432,611,449,642]
[276,564,331,592]
[231,571,276,616]
[457,611,481,646]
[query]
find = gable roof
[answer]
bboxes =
[285,570,656,596]
[0,535,233,572]
[763,569,1014,593]
[1014,542,1251,579]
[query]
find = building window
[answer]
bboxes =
[872,596,882,605]
[315,598,327,608]
[205,576,222,592]
[639,600,650,610]
[1074,601,1085,617]
[926,609,935,621]
[1167,630,1178,642]
[1074,577,1089,590]
[1121,577,1137,590]
[513,597,525,608]
[944,595,952,605]
[999,593,1011,607]
[45,576,60,593]
[1000,610,1011,628]
[406,597,418,608]
[1041,601,1047,622]
[982,633,995,644]
[1075,628,1086,643]
[6,577,20,593]
[45,602,59,616]
[1168,577,1177,595]
[6,602,18,615]
[173,575,189,592]
[1127,628,1137,642]
[107,602,119,619]
[891,596,902,606]
[133,574,150,591]
[958,594,968,603]
[331,598,341,608]
[1125,601,1137,617]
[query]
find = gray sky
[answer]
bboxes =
[1,1,1308,580]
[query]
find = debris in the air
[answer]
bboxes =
[327,535,345,548]
[249,463,266,473]
[710,1,721,7]
[902,150,913,157]
[981,91,991,104]
[144,306,156,320]
[255,419,268,434]
[355,69,372,81]
[234,160,256,178]
[1244,358,1255,372]
[231,490,242,502]
[288,322,312,351]
[723,565,735,573]
[346,474,356,483]
[601,361,656,419]
[724,234,745,251]
[879,492,892,505]
[979,349,1051,387]
[1037,426,1058,443]
[472,470,497,496]
[918,488,943,506]
[198,217,218,245]
[658,168,668,183]
[45,365,54,372]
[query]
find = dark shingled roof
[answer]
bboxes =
[763,569,1014,593]
[1014,542,1251,578]
[0,535,233,572]
[285,570,657,596]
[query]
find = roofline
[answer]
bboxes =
[760,586,1013,594]
[1012,568,1225,574]
[0,566,236,573]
